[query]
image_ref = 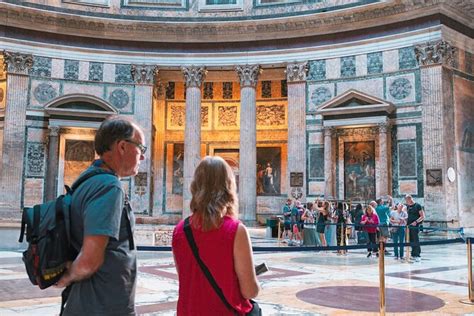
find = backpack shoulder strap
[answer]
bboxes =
[71,168,116,192]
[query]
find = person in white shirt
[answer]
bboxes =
[390,203,408,260]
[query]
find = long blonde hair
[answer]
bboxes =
[189,156,238,231]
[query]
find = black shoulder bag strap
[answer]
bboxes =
[183,217,237,314]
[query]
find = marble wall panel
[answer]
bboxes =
[356,54,367,77]
[78,61,89,81]
[336,77,384,99]
[64,60,79,80]
[29,79,60,107]
[398,141,417,177]
[27,127,47,143]
[340,56,356,78]
[62,82,104,99]
[30,56,51,78]
[398,180,418,195]
[23,178,44,207]
[308,146,324,179]
[308,131,323,145]
[383,50,399,73]
[397,125,417,140]
[51,58,64,79]
[308,181,325,196]
[89,62,104,81]
[102,63,115,83]
[25,142,46,177]
[399,47,417,70]
[307,83,335,111]
[386,73,416,104]
[367,52,383,75]
[326,58,340,80]
[308,60,326,81]
[115,64,133,83]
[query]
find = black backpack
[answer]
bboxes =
[18,169,113,289]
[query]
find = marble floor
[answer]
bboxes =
[1,230,473,315]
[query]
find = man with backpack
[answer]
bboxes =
[55,116,146,315]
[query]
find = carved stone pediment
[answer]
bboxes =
[317,89,394,116]
[44,94,118,118]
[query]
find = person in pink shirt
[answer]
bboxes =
[172,156,260,315]
[361,205,380,258]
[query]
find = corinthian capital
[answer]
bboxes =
[235,64,261,88]
[286,62,308,82]
[377,123,391,134]
[48,126,60,137]
[414,40,457,67]
[131,65,159,85]
[323,126,336,137]
[4,51,33,74]
[181,66,207,88]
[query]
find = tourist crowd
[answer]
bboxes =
[280,194,425,262]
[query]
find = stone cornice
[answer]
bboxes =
[0,1,471,44]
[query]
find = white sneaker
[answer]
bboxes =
[415,257,421,262]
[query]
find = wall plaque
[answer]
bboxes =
[290,172,304,187]
[426,169,442,186]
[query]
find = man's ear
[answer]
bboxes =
[116,139,127,155]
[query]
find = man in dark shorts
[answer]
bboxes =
[406,194,425,262]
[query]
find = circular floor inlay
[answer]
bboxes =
[296,286,445,312]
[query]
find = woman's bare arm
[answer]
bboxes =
[233,223,260,299]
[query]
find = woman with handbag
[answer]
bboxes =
[172,156,261,315]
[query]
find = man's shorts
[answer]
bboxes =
[284,222,291,231]
[379,226,390,238]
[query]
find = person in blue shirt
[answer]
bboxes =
[281,198,293,242]
[375,197,391,244]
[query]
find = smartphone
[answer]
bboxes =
[255,262,269,276]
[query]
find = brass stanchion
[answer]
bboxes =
[460,237,474,305]
[379,241,386,315]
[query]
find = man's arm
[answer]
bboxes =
[56,235,109,288]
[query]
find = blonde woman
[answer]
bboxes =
[172,156,260,315]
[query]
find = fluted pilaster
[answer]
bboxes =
[286,62,308,201]
[323,127,335,199]
[45,126,60,201]
[236,64,260,222]
[0,52,33,213]
[182,66,207,217]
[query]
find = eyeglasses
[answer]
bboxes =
[124,139,147,155]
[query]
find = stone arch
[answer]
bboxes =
[44,93,118,119]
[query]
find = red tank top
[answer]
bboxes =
[172,215,253,316]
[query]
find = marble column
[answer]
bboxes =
[377,123,390,198]
[323,126,335,199]
[236,64,260,223]
[45,126,60,201]
[0,52,33,216]
[131,64,159,215]
[286,62,308,201]
[415,40,457,222]
[151,78,167,217]
[182,66,206,218]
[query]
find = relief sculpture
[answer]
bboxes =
[256,104,285,127]
[217,105,238,127]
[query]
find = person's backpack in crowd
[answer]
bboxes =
[18,169,112,289]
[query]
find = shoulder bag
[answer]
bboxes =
[183,217,262,316]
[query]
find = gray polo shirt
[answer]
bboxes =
[64,166,137,316]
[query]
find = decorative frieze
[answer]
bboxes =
[89,62,103,81]
[26,143,46,177]
[340,56,356,77]
[115,64,133,83]
[131,64,158,85]
[4,51,34,74]
[286,61,308,82]
[217,105,238,127]
[335,127,378,137]
[308,60,325,81]
[415,40,457,67]
[182,66,207,88]
[236,64,261,88]
[30,56,51,78]
[64,60,79,80]
[223,82,233,99]
[256,104,285,127]
[261,81,272,98]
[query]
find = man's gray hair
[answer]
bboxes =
[95,116,137,155]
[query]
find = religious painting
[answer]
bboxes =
[344,141,375,201]
[213,149,239,189]
[257,147,281,196]
[64,140,95,188]
[172,143,184,195]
